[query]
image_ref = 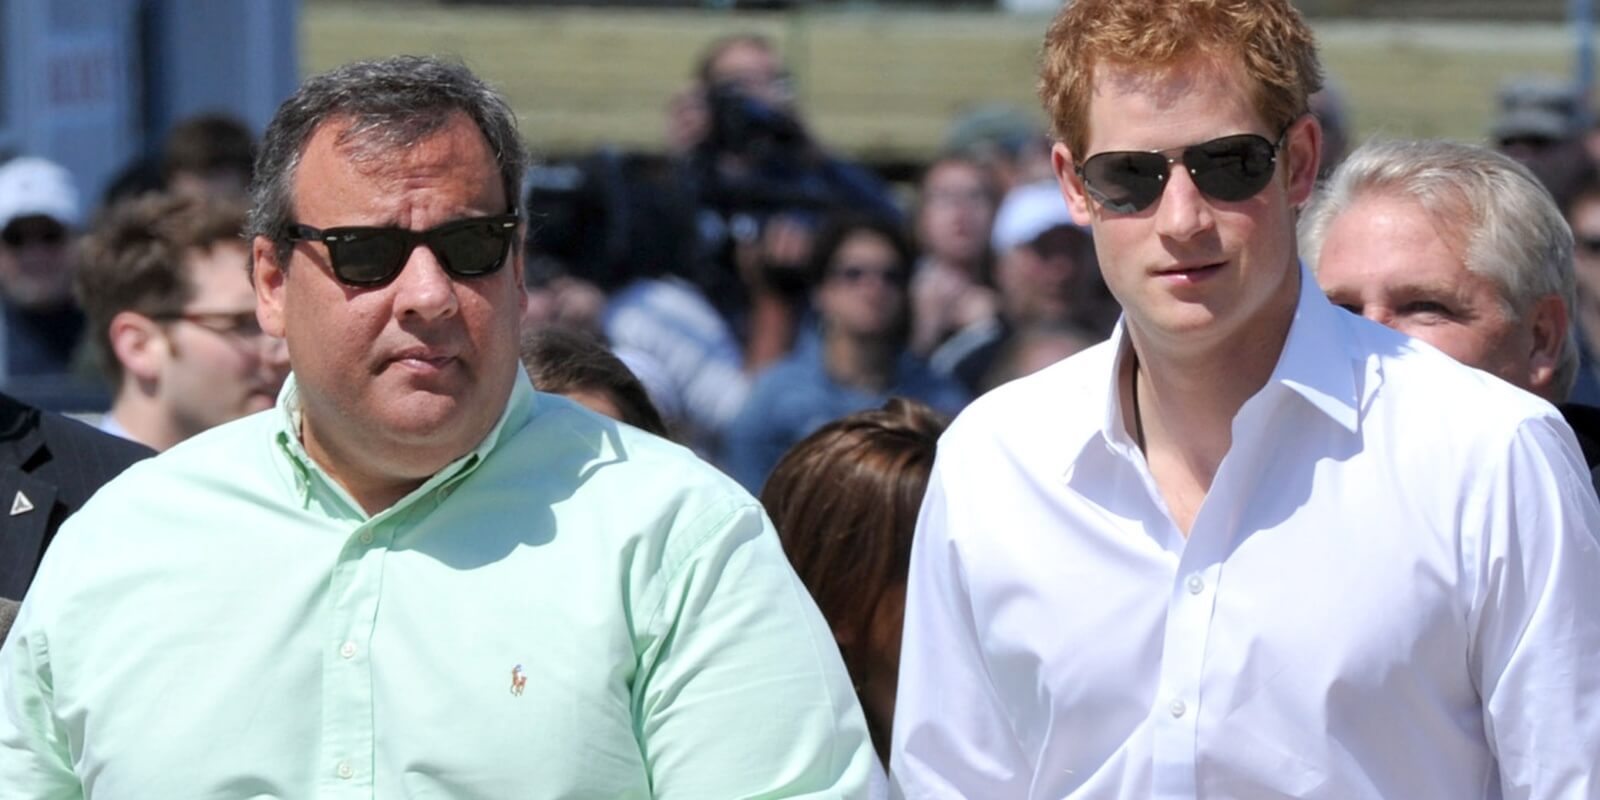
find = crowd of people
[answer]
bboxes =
[0,0,1597,796]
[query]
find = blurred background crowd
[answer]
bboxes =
[7,1,1600,487]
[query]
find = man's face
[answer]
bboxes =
[815,230,906,339]
[254,111,526,490]
[0,215,75,310]
[158,241,290,441]
[994,227,1081,326]
[1568,193,1600,349]
[1054,56,1318,354]
[709,41,792,111]
[917,161,994,267]
[1316,194,1547,395]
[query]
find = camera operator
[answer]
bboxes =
[673,34,903,371]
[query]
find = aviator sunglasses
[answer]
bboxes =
[1075,122,1294,214]
[286,213,519,287]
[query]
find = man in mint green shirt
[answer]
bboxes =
[0,55,874,798]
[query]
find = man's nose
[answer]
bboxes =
[390,244,461,322]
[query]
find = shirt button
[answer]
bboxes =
[358,530,374,545]
[340,641,357,659]
[336,761,354,779]
[1170,699,1188,719]
[1187,574,1205,595]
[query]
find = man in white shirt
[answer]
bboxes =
[890,1,1600,798]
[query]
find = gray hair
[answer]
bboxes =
[1300,138,1579,400]
[245,55,526,268]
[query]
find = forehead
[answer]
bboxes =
[1320,195,1472,287]
[925,160,984,189]
[291,112,505,218]
[711,41,781,78]
[1084,55,1265,152]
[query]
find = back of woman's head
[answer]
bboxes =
[759,398,947,670]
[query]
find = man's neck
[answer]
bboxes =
[109,388,185,452]
[1124,279,1299,535]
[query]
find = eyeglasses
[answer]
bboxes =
[285,214,519,287]
[1075,125,1292,214]
[1,220,67,249]
[830,263,904,286]
[151,310,268,343]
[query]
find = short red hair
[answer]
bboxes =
[1038,0,1322,157]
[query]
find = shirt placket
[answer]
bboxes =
[318,513,394,797]
[1150,550,1223,798]
[1147,396,1275,798]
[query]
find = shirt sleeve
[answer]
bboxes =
[633,500,875,799]
[890,454,1032,798]
[1465,413,1600,799]
[0,597,84,799]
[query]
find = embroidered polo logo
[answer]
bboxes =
[9,491,33,516]
[510,664,526,696]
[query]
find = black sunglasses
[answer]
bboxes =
[1,221,67,249]
[1076,124,1292,214]
[285,214,519,287]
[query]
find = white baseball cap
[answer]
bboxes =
[0,157,81,232]
[991,179,1080,253]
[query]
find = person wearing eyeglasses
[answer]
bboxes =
[0,157,89,391]
[1302,139,1600,494]
[892,1,1600,797]
[721,214,968,492]
[0,56,874,798]
[71,192,289,451]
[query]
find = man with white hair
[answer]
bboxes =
[1302,138,1599,489]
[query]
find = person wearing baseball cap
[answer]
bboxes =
[932,180,1115,392]
[0,157,87,382]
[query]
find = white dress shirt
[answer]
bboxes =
[891,268,1600,799]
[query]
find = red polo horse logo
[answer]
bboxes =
[510,664,527,696]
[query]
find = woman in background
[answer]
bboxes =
[759,397,947,780]
[722,215,967,491]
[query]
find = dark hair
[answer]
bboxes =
[76,191,248,386]
[162,113,257,184]
[805,213,916,288]
[519,327,669,437]
[759,397,947,755]
[246,55,527,270]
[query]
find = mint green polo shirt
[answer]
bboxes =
[0,373,874,798]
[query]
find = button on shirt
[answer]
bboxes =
[0,374,874,798]
[891,270,1600,799]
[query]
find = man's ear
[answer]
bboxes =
[1284,113,1324,208]
[1052,142,1095,227]
[108,311,166,383]
[252,235,288,339]
[1526,293,1570,401]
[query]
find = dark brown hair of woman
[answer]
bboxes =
[519,327,670,438]
[758,396,948,762]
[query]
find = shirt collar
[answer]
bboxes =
[1080,261,1361,468]
[271,369,538,518]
